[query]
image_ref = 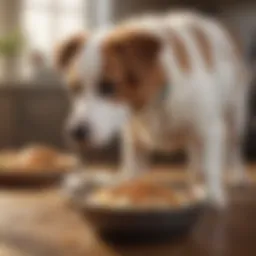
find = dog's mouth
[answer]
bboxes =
[72,134,120,164]
[73,133,120,151]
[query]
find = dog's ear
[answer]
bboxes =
[55,33,87,71]
[107,30,161,67]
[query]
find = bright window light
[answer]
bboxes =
[22,0,86,56]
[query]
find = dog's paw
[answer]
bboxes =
[208,191,228,210]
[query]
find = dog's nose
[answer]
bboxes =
[70,125,90,141]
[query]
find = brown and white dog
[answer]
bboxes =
[56,11,249,206]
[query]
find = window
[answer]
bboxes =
[22,0,86,56]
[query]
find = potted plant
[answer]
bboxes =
[0,30,24,83]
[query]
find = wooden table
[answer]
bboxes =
[0,166,256,256]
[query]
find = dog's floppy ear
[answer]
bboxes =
[55,33,87,71]
[107,29,161,67]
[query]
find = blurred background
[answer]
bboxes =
[0,0,255,163]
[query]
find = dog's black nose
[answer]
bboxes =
[70,125,90,141]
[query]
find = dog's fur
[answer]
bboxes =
[56,11,249,206]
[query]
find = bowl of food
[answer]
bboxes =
[66,173,207,242]
[0,145,79,186]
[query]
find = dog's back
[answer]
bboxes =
[130,11,249,128]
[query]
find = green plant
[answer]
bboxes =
[0,30,24,57]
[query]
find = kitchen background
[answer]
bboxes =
[0,0,255,162]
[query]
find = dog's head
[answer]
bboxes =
[56,27,165,148]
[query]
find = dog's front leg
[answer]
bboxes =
[187,139,203,186]
[119,124,150,180]
[201,120,226,207]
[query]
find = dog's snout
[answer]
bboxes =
[69,125,90,141]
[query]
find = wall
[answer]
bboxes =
[111,0,172,22]
[110,0,225,22]
[0,85,69,149]
[219,4,256,59]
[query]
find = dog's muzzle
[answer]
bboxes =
[68,124,91,143]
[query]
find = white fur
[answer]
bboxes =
[69,11,249,207]
[67,29,131,146]
[67,95,130,146]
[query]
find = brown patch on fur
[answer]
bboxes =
[101,28,165,110]
[189,25,214,70]
[55,33,87,71]
[103,28,161,71]
[168,31,191,73]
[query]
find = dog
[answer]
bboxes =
[55,11,249,207]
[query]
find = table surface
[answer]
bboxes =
[0,166,256,256]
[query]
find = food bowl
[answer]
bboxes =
[0,168,71,187]
[65,172,207,242]
[0,145,79,187]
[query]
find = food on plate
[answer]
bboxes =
[18,145,59,169]
[87,179,200,209]
[0,145,78,172]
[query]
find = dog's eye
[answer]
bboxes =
[98,80,116,97]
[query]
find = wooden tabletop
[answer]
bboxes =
[0,166,256,256]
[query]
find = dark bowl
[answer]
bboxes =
[83,203,205,242]
[66,174,207,242]
[0,168,69,188]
